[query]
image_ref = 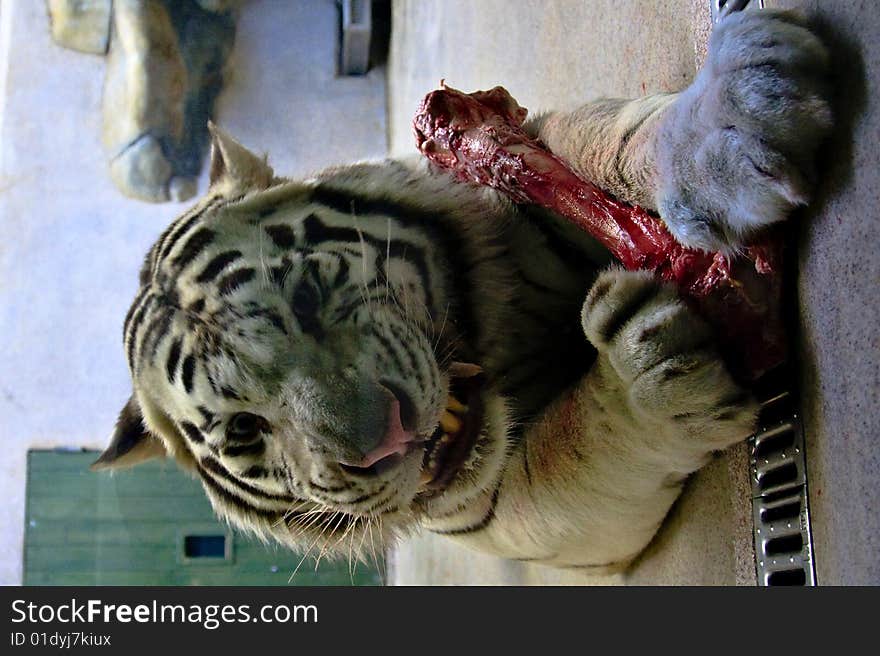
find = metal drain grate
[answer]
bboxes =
[749,368,816,586]
[710,0,765,24]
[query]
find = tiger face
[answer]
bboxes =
[98,127,513,558]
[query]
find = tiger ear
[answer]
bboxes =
[91,395,168,471]
[207,121,274,194]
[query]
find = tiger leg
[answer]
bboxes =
[530,9,832,252]
[441,270,757,570]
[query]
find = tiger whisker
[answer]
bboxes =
[286,510,330,532]
[283,503,329,522]
[354,514,372,570]
[348,517,358,582]
[433,301,452,352]
[298,508,337,531]
[396,274,434,339]
[376,515,389,581]
[437,335,464,369]
[350,206,375,321]
[272,502,314,529]
[272,498,317,529]
[385,218,392,308]
[288,512,336,583]
[257,225,271,289]
[367,516,382,576]
[314,512,349,570]
[286,507,335,541]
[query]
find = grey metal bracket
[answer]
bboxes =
[710,0,765,23]
[340,0,372,75]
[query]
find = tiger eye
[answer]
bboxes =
[226,412,266,441]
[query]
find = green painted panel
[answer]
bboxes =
[23,450,384,586]
[28,471,206,498]
[27,521,206,546]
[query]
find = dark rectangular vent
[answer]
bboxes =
[767,569,807,586]
[765,534,804,556]
[753,424,796,459]
[760,501,801,524]
[757,462,799,491]
[757,391,795,428]
[184,535,226,558]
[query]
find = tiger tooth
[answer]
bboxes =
[446,396,467,414]
[420,470,433,484]
[449,362,483,378]
[440,411,462,434]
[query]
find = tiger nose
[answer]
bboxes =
[335,399,412,468]
[335,382,418,468]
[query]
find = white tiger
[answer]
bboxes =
[96,10,831,572]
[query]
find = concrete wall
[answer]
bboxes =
[0,0,387,585]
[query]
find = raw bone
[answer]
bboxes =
[413,84,786,382]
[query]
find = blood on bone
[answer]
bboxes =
[413,84,786,381]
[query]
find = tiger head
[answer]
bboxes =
[96,126,513,561]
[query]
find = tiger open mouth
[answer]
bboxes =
[419,362,486,492]
[338,363,486,492]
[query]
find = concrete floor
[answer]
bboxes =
[773,0,880,586]
[386,0,879,585]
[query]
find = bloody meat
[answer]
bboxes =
[413,84,786,382]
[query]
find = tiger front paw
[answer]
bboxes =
[582,269,756,445]
[656,9,833,252]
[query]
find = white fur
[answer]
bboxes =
[106,9,831,571]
